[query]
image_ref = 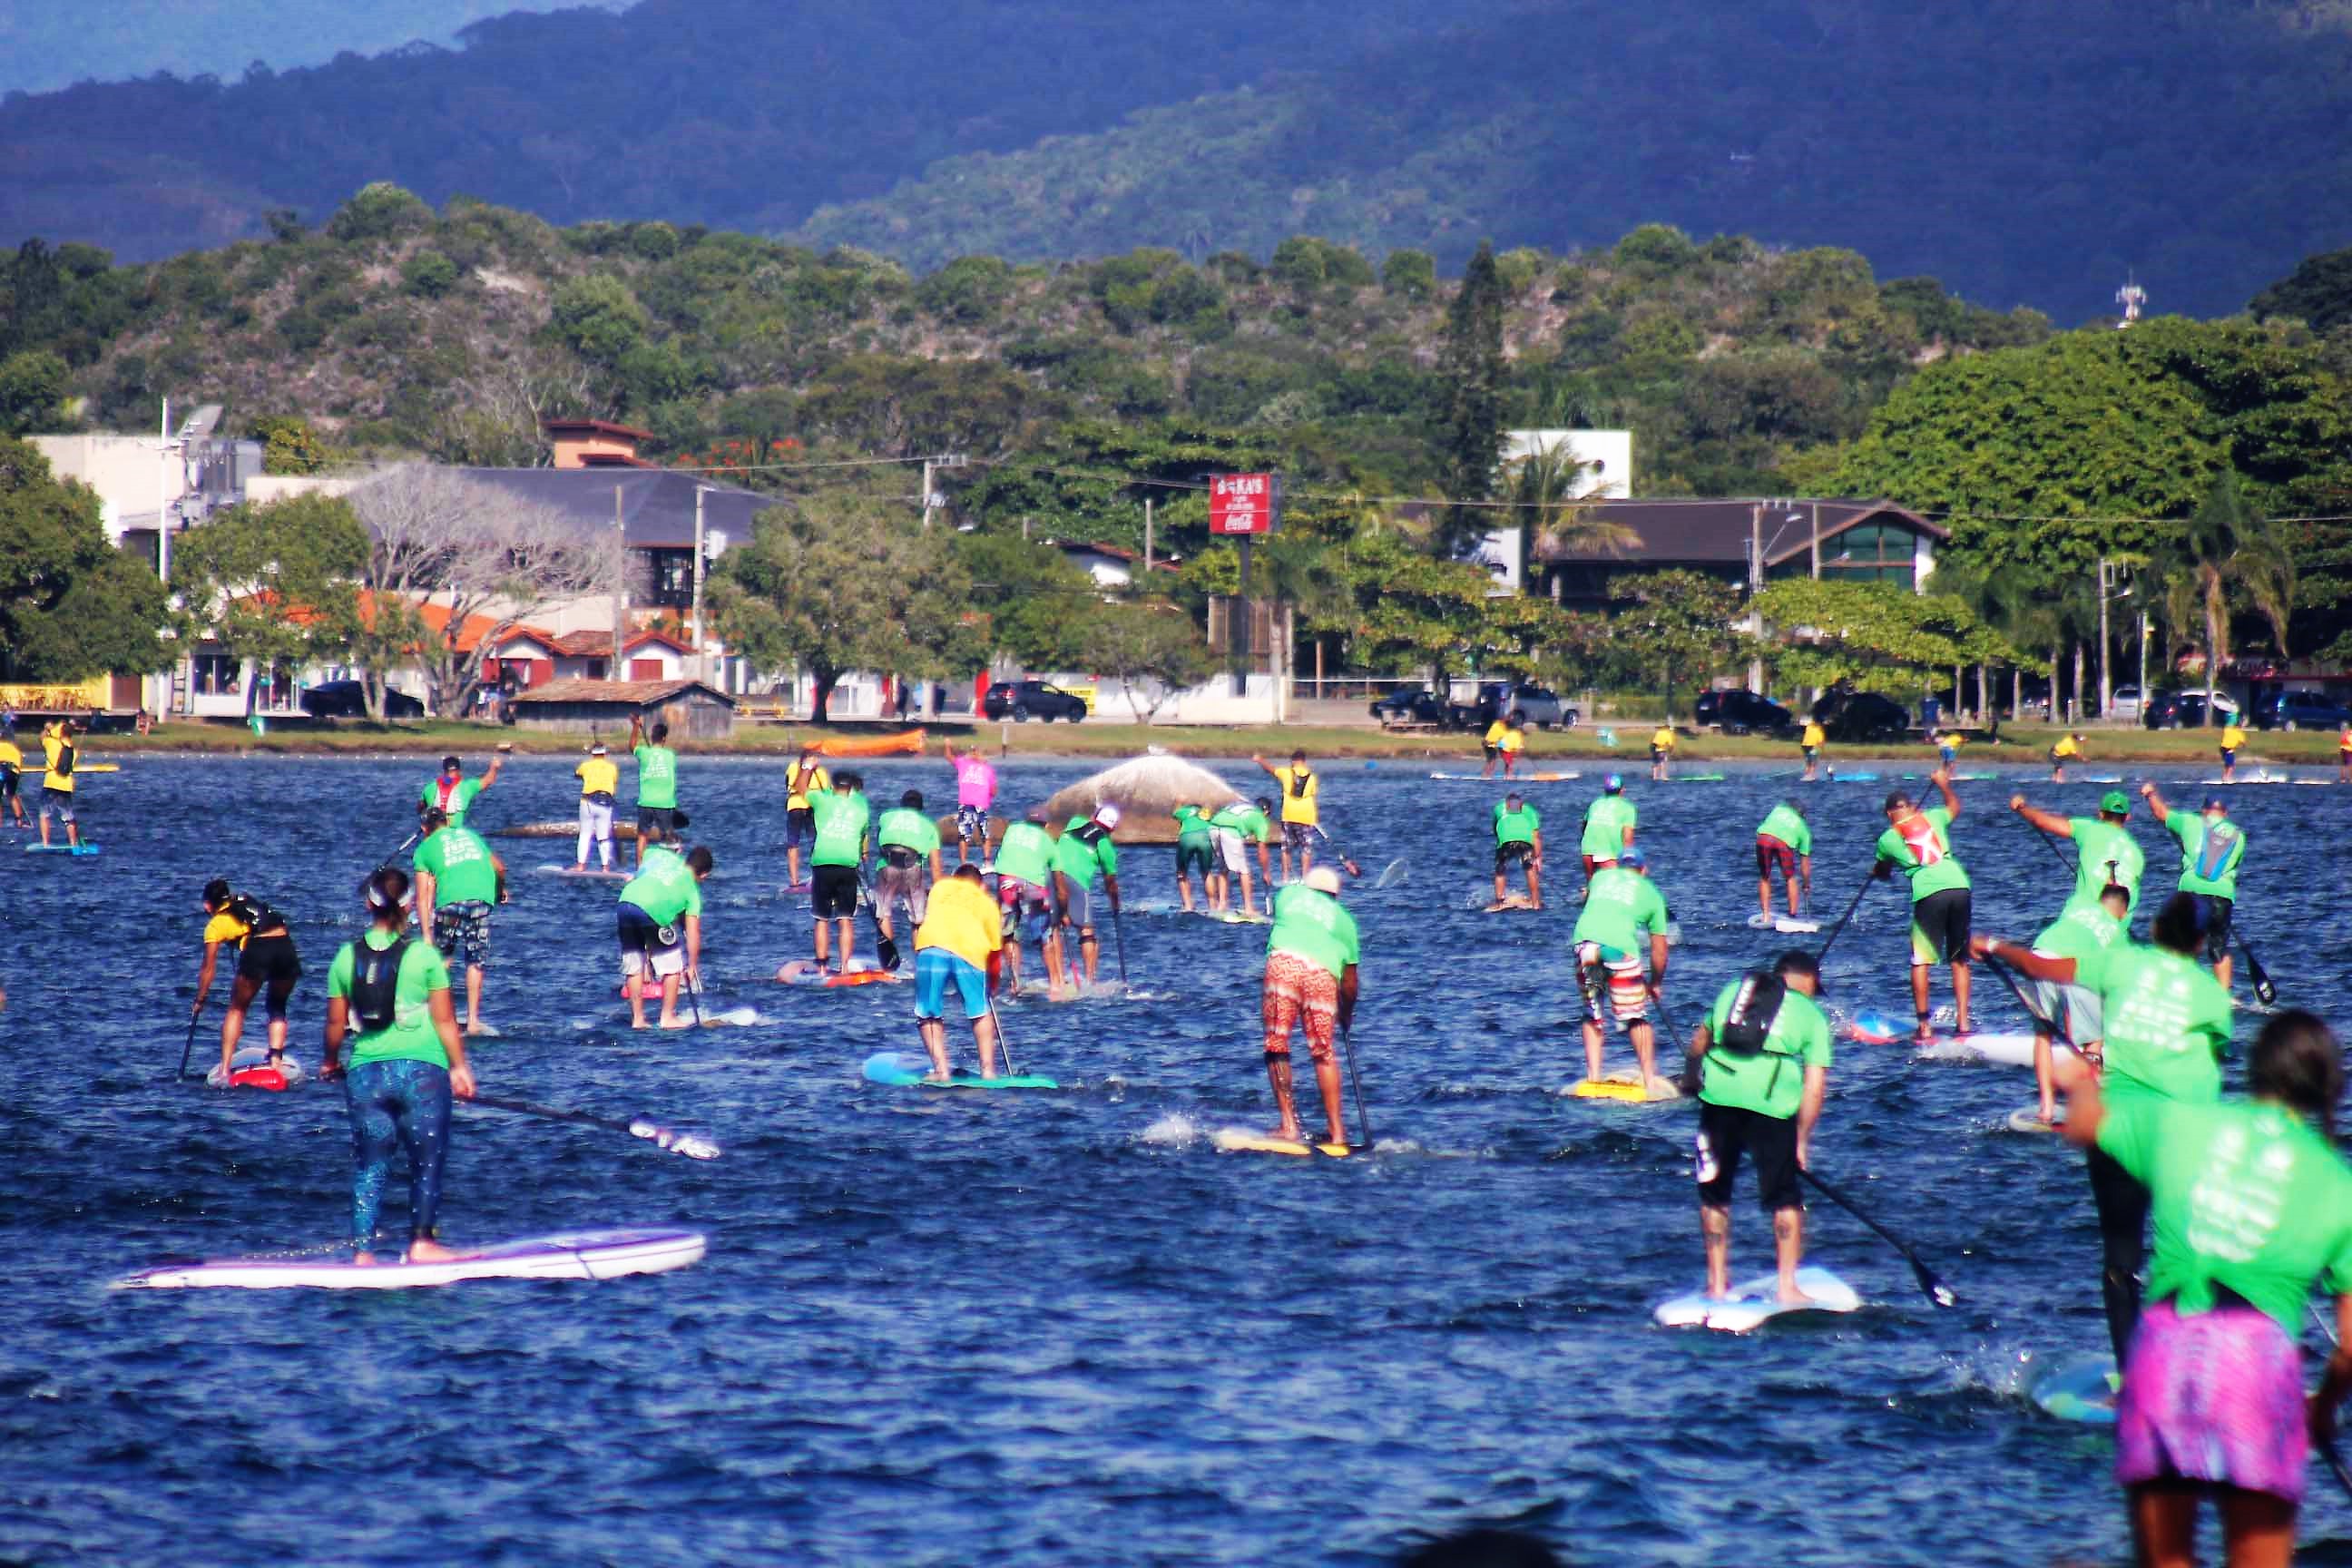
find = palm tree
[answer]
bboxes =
[1498,436,1639,593]
[2160,468,2296,723]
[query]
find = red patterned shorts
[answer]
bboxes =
[1262,950,1338,1064]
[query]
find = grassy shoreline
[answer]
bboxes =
[77,718,2352,768]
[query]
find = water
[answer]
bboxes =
[5,755,2348,1565]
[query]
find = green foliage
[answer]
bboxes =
[546,274,650,365]
[1598,570,1748,717]
[170,493,368,674]
[0,350,70,434]
[1325,532,1492,674]
[0,436,168,679]
[401,249,460,298]
[1380,250,1435,299]
[2250,245,2352,333]
[250,414,328,475]
[956,531,1099,667]
[1072,598,1216,721]
[1752,578,2016,694]
[326,182,433,245]
[1435,241,1506,554]
[914,256,1014,325]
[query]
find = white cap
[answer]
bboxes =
[1093,802,1122,828]
[1305,866,1342,895]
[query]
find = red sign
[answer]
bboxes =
[1208,472,1281,536]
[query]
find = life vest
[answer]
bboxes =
[1894,813,1946,867]
[1285,768,1315,800]
[350,936,411,1033]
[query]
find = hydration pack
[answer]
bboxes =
[1287,769,1313,799]
[1073,821,1110,848]
[1716,970,1788,1054]
[350,936,410,1033]
[2194,821,2241,883]
[227,892,285,933]
[54,737,74,778]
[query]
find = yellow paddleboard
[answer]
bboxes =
[76,764,120,773]
[1211,1129,1352,1158]
[1570,1075,1679,1103]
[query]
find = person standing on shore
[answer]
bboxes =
[990,809,1066,1000]
[783,745,830,891]
[1254,750,1321,883]
[1754,799,1811,923]
[945,740,997,867]
[2013,789,2145,918]
[1260,865,1360,1147]
[1052,804,1122,988]
[321,867,475,1266]
[417,751,503,832]
[2140,782,2246,990]
[573,742,619,873]
[1490,790,1543,909]
[1579,774,1637,897]
[872,789,944,948]
[627,714,681,867]
[1208,795,1275,916]
[1871,770,1972,1044]
[413,807,505,1037]
[2052,1009,2348,1568]
[37,719,80,849]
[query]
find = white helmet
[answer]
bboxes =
[1093,802,1122,828]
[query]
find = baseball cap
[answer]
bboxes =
[1603,773,1623,792]
[1093,802,1122,828]
[2100,789,2130,814]
[591,742,608,755]
[1305,866,1342,895]
[2203,795,2228,811]
[1620,847,1647,869]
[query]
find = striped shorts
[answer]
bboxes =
[1575,942,1649,1028]
[1262,950,1338,1064]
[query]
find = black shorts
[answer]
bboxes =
[1494,841,1534,874]
[2191,894,2233,964]
[234,933,302,1015]
[811,864,859,920]
[636,806,677,838]
[1695,1100,1802,1212]
[1909,887,1972,965]
[0,769,15,798]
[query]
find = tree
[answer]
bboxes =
[1752,578,2019,697]
[711,493,976,720]
[250,414,329,475]
[172,494,369,711]
[348,466,609,717]
[1073,597,1215,722]
[2162,468,2296,720]
[1498,435,1636,586]
[1599,571,1747,718]
[2250,245,2352,334]
[0,435,168,681]
[1326,532,1493,677]
[0,350,69,435]
[1434,240,1507,558]
[955,530,1098,668]
[1465,593,1601,688]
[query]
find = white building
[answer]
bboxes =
[1472,428,1634,593]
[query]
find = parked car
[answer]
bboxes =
[982,680,1088,722]
[1813,691,1909,743]
[2106,684,2145,721]
[2141,691,2241,730]
[1694,688,1795,736]
[300,680,425,719]
[2253,689,2352,731]
[1448,681,1576,731]
[1369,683,1446,726]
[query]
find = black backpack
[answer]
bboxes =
[350,936,411,1033]
[1716,970,1788,1054]
[227,892,284,932]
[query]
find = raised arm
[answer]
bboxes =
[1250,753,1279,779]
[2012,797,2072,838]
[1969,932,2073,984]
[479,753,505,789]
[2139,779,2172,822]
[1930,769,1960,818]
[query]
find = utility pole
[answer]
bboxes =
[1747,502,1765,692]
[692,484,709,684]
[1143,497,1154,573]
[918,454,964,528]
[2097,557,2112,722]
[612,485,626,681]
[918,459,932,530]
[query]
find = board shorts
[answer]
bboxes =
[1649,746,1667,763]
[233,933,303,1020]
[0,768,15,799]
[1755,836,1798,880]
[1262,949,1338,1065]
[810,864,859,921]
[875,859,928,926]
[1693,1099,1803,1212]
[1282,821,1313,855]
[1802,746,1818,762]
[636,805,677,839]
[997,877,1053,944]
[431,900,493,969]
[40,786,73,823]
[1575,941,1650,1029]
[785,807,817,850]
[1211,827,1249,876]
[913,947,989,1021]
[1494,840,1534,874]
[1177,838,1211,877]
[2190,893,2232,965]
[2218,748,2236,766]
[956,804,988,847]
[2026,965,2102,1048]
[615,901,686,977]
[1908,887,1972,965]
[1059,878,1093,932]
[1482,743,1500,763]
[2115,1299,2309,1504]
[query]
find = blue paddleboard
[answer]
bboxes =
[2033,1356,2120,1424]
[24,843,101,855]
[860,1051,1057,1091]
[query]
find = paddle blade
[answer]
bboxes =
[630,1120,723,1160]
[1915,1258,1958,1308]
[2245,950,2278,1007]
[877,932,902,971]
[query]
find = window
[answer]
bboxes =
[1818,519,1917,584]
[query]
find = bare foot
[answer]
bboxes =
[352,1251,377,1267]
[1776,1285,1817,1307]
[465,1023,490,1037]
[657,1015,692,1030]
[406,1238,458,1263]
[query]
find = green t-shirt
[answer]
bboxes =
[418,775,484,828]
[993,821,1055,887]
[1580,795,1637,860]
[1266,883,1361,979]
[2031,902,2126,970]
[1172,805,1212,847]
[2065,818,2146,916]
[2164,810,2245,899]
[1874,804,1969,901]
[328,929,452,1069]
[877,807,942,858]
[1700,981,1832,1120]
[620,845,701,924]
[1493,801,1541,847]
[1756,804,1811,856]
[415,826,498,907]
[1571,866,1669,958]
[2074,941,2231,1104]
[1210,802,1272,842]
[809,789,870,868]
[633,743,679,810]
[2098,1097,2352,1336]
[1053,818,1119,886]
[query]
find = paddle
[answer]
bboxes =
[467,1093,720,1160]
[2315,1306,2352,1502]
[1309,824,1364,878]
[1111,901,1131,985]
[1338,1020,1374,1152]
[1810,873,1876,966]
[987,987,1020,1080]
[858,869,902,972]
[178,1003,203,1080]
[1799,1168,1956,1308]
[377,828,422,870]
[2232,930,2278,1008]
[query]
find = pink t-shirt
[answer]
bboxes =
[955,755,997,810]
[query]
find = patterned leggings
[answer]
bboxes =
[346,1057,454,1247]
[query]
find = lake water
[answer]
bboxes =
[5,753,2347,1565]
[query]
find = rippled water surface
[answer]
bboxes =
[5,751,2350,1566]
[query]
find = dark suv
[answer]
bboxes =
[982,681,1088,722]
[2254,689,2352,731]
[2142,691,2239,730]
[1813,691,1908,742]
[1695,689,1795,735]
[1369,683,1447,727]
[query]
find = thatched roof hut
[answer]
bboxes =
[1034,753,1252,846]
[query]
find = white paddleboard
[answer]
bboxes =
[1653,1266,1863,1331]
[1917,1033,2040,1068]
[113,1227,706,1290]
[2006,1106,2064,1133]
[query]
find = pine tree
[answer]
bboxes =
[1435,240,1508,559]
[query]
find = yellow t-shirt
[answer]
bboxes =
[2053,735,2079,758]
[1498,724,1525,755]
[576,757,620,797]
[787,760,831,810]
[1483,720,1508,749]
[1650,727,1675,752]
[1272,763,1319,826]
[914,877,1004,971]
[0,740,20,771]
[2338,726,2352,754]
[1800,722,1825,749]
[2220,724,2246,750]
[203,910,251,947]
[41,732,73,792]
[1940,733,1965,754]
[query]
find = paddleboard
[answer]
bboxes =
[1210,1127,1353,1158]
[1485,896,1541,914]
[2082,776,2124,785]
[1745,912,1777,928]
[2032,1355,2121,1424]
[1217,910,1271,925]
[776,960,900,987]
[1653,1266,1863,1331]
[1569,1073,1681,1103]
[539,863,630,879]
[1953,772,1997,781]
[2202,775,2287,786]
[205,1046,307,1091]
[1918,1033,2040,1068]
[1847,1008,1911,1044]
[75,763,121,773]
[113,1227,707,1291]
[23,843,101,855]
[1774,916,1821,934]
[1834,772,1881,782]
[860,1051,1057,1090]
[1426,770,1579,783]
[1669,773,1729,782]
[2006,1106,2063,1133]
[2292,779,2332,787]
